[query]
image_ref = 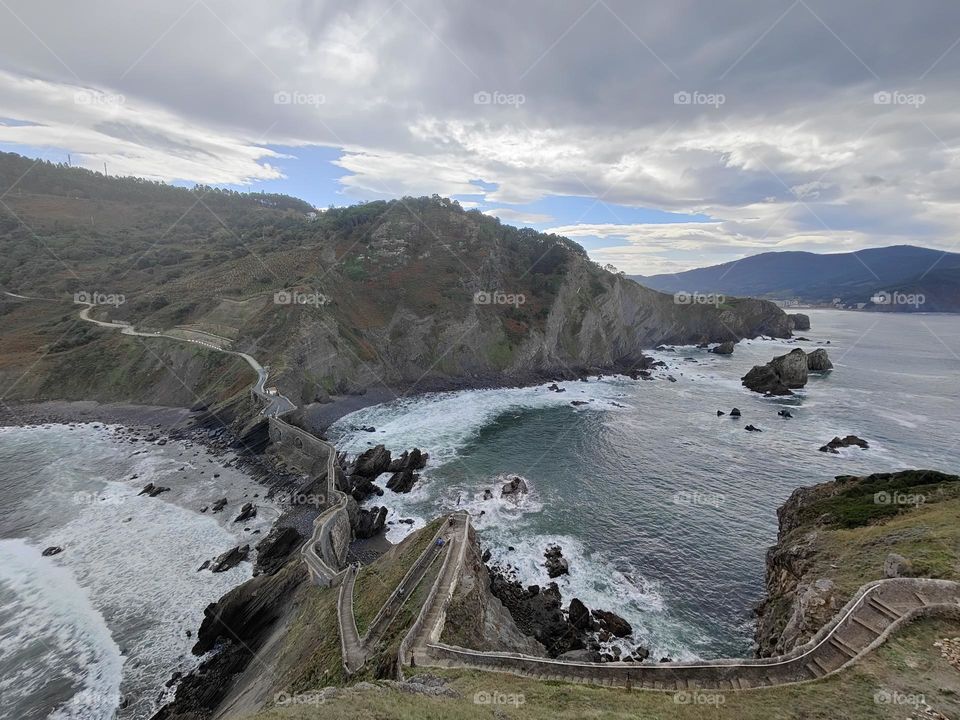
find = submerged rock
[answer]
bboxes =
[42,546,64,557]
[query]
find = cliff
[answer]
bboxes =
[755,469,960,657]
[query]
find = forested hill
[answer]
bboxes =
[0,151,790,408]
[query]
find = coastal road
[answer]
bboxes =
[74,302,295,417]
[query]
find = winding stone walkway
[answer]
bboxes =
[406,559,960,690]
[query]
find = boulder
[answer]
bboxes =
[592,609,633,637]
[806,348,833,372]
[710,341,736,355]
[501,475,528,498]
[544,544,569,578]
[716,410,726,416]
[354,445,392,477]
[788,313,811,331]
[567,598,594,631]
[211,497,228,513]
[745,424,762,432]
[883,553,914,578]
[355,506,388,538]
[730,408,741,417]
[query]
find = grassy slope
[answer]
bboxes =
[269,519,446,695]
[786,471,960,596]
[248,617,960,719]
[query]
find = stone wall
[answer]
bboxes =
[267,417,332,481]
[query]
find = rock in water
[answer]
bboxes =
[745,424,762,432]
[742,348,809,395]
[354,444,392,477]
[233,503,257,523]
[806,348,833,372]
[716,410,726,416]
[778,410,793,418]
[818,435,869,453]
[788,313,811,331]
[730,408,741,417]
[592,609,633,637]
[355,506,388,538]
[567,598,595,631]
[385,468,420,493]
[350,475,384,502]
[544,544,570,578]
[710,340,736,355]
[500,475,528,498]
[211,545,250,572]
[42,546,64,557]
[211,497,228,513]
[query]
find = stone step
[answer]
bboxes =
[829,636,858,659]
[811,656,832,675]
[804,661,822,679]
[868,596,901,620]
[851,615,882,635]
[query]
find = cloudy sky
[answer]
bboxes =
[2,0,959,274]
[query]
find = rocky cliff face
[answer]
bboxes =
[754,469,960,656]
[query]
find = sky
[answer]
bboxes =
[1,0,959,275]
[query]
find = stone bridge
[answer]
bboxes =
[268,416,351,587]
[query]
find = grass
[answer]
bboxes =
[797,493,960,598]
[793,470,960,529]
[353,517,444,636]
[271,519,446,697]
[249,616,960,719]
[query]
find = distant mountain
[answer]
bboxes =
[631,245,960,312]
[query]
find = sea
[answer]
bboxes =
[0,426,278,720]
[328,309,960,661]
[2,309,958,718]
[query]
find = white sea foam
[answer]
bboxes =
[0,539,123,720]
